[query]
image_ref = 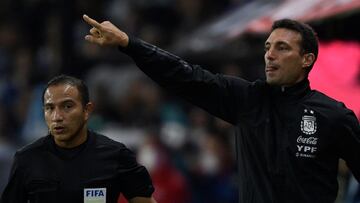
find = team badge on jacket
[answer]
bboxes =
[295,109,319,158]
[301,109,317,135]
[84,188,106,203]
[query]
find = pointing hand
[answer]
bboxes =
[83,14,129,47]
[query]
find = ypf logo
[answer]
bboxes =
[84,188,106,203]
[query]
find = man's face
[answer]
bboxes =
[264,28,308,86]
[43,84,91,148]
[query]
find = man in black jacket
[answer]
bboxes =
[83,15,360,203]
[1,75,157,203]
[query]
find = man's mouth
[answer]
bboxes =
[266,64,279,72]
[53,126,65,134]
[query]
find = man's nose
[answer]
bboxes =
[52,109,64,121]
[265,48,276,61]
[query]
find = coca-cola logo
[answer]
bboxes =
[296,136,318,145]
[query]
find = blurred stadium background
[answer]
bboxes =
[0,0,359,202]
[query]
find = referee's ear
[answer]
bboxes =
[84,102,94,121]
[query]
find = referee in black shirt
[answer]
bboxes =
[82,15,360,203]
[1,75,157,203]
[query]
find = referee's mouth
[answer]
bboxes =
[53,126,66,134]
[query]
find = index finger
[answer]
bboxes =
[83,14,102,30]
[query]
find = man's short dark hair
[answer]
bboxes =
[271,19,318,71]
[42,75,90,106]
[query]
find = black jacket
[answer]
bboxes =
[0,131,154,203]
[120,37,360,203]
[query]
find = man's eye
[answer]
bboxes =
[44,106,53,111]
[64,104,73,109]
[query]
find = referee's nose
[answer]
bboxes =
[51,107,64,122]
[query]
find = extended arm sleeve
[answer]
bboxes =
[119,37,258,124]
[0,153,27,203]
[338,110,360,182]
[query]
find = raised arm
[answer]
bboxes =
[83,15,260,125]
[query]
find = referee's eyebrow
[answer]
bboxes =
[44,99,75,106]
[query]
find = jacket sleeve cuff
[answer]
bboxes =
[118,36,151,55]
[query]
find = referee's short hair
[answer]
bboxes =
[42,74,90,107]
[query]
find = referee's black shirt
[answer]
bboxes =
[120,37,360,203]
[1,131,154,203]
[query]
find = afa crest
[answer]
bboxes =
[301,109,317,135]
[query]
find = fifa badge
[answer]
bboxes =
[84,188,106,203]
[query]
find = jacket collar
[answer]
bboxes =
[269,79,311,101]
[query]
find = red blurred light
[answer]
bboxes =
[309,41,360,120]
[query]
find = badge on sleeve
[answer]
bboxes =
[84,188,106,203]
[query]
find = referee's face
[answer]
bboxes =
[43,84,92,148]
[264,28,308,86]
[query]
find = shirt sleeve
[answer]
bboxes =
[119,37,260,125]
[338,108,360,182]
[117,147,154,200]
[0,153,27,203]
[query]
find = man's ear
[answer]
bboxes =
[84,102,94,120]
[302,53,315,68]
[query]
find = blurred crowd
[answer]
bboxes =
[0,0,359,203]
